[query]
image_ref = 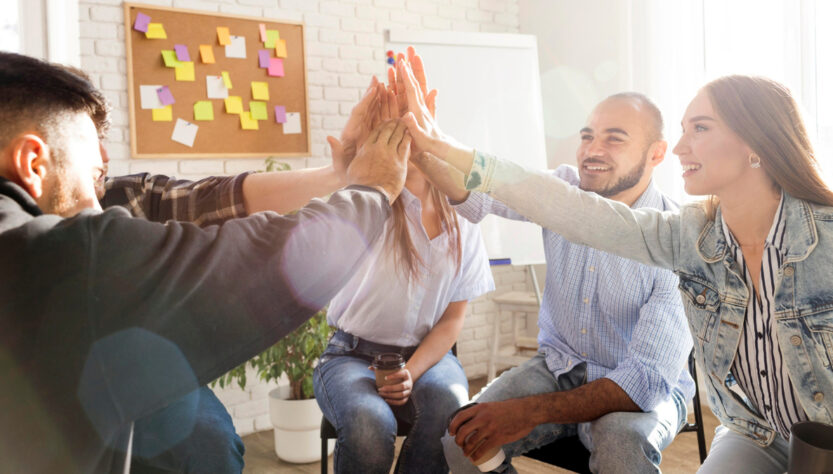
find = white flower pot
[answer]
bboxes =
[268,385,335,463]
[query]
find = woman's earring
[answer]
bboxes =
[749,153,761,169]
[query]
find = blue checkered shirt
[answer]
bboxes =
[455,165,695,410]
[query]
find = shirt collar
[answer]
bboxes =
[630,179,664,210]
[720,193,786,252]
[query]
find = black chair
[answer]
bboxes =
[525,350,708,471]
[319,344,457,474]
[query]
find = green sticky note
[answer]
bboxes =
[251,81,269,100]
[175,61,195,81]
[240,111,259,130]
[249,101,267,120]
[161,50,181,68]
[265,30,280,48]
[194,100,214,121]
[152,105,172,121]
[224,96,243,114]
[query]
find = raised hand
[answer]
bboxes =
[410,151,469,202]
[345,119,412,203]
[387,47,437,119]
[327,76,386,181]
[397,59,449,158]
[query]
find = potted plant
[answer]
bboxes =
[213,309,334,463]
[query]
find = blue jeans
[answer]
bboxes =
[130,386,244,474]
[443,354,687,474]
[697,425,789,474]
[313,330,469,474]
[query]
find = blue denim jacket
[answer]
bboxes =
[467,151,833,446]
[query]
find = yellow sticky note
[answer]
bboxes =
[152,105,172,121]
[194,101,214,121]
[249,101,267,120]
[161,50,181,68]
[275,39,288,58]
[265,30,280,49]
[217,27,231,46]
[199,45,215,64]
[146,23,167,39]
[251,81,269,101]
[221,71,232,89]
[240,111,259,130]
[175,62,195,81]
[224,96,243,114]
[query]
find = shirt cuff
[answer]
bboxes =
[464,150,497,192]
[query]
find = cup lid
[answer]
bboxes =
[373,352,405,370]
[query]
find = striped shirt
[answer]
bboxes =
[723,194,808,439]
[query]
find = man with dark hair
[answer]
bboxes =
[0,51,409,473]
[436,94,694,473]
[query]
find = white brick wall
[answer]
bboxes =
[79,0,521,435]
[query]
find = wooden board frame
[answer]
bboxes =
[124,3,310,158]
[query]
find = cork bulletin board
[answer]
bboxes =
[124,3,309,158]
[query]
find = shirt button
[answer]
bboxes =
[784,266,794,276]
[695,294,706,304]
[791,336,802,346]
[581,328,587,334]
[757,332,764,339]
[764,405,772,411]
[815,392,825,402]
[583,298,589,304]
[589,266,595,272]
[760,370,767,377]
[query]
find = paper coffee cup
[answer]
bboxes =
[475,446,505,472]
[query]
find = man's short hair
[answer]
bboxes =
[606,92,664,143]
[0,52,110,163]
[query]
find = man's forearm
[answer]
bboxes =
[243,166,346,214]
[527,378,640,425]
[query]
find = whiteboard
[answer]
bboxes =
[386,30,546,265]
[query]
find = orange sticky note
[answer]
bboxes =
[259,23,267,42]
[240,111,259,130]
[217,27,231,46]
[224,96,243,114]
[175,62,195,81]
[275,39,288,58]
[199,45,215,64]
[151,105,172,121]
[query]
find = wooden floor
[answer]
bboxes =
[242,376,720,473]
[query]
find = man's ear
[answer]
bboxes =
[647,140,668,168]
[7,134,51,200]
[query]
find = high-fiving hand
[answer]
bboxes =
[345,119,411,203]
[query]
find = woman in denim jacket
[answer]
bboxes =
[399,60,833,473]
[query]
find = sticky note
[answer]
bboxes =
[172,119,198,147]
[224,96,243,114]
[152,105,172,121]
[275,39,288,58]
[217,27,231,45]
[249,101,267,120]
[199,45,215,64]
[240,111,259,130]
[251,81,269,100]
[146,23,167,39]
[156,86,175,105]
[265,30,280,48]
[258,49,270,69]
[175,62,195,81]
[139,85,164,109]
[133,12,151,33]
[221,71,232,89]
[161,50,181,68]
[206,76,229,99]
[174,44,190,62]
[225,35,246,59]
[283,112,301,134]
[268,58,284,77]
[194,101,214,121]
[274,105,287,123]
[259,23,267,42]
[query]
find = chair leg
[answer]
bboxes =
[689,353,708,464]
[321,437,328,474]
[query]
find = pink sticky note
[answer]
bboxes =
[258,49,270,69]
[268,58,284,77]
[133,12,151,33]
[157,86,175,105]
[259,23,267,42]
[174,44,190,62]
[274,105,287,123]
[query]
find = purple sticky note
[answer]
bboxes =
[268,58,284,77]
[174,44,190,62]
[157,86,175,105]
[258,50,270,69]
[274,105,287,123]
[133,12,151,33]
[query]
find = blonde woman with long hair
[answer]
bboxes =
[402,62,833,473]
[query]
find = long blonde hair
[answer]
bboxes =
[387,183,462,282]
[701,75,833,219]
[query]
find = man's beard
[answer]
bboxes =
[580,151,648,198]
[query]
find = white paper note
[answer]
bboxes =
[225,35,247,59]
[283,112,302,134]
[205,75,229,99]
[171,118,198,147]
[139,85,164,109]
